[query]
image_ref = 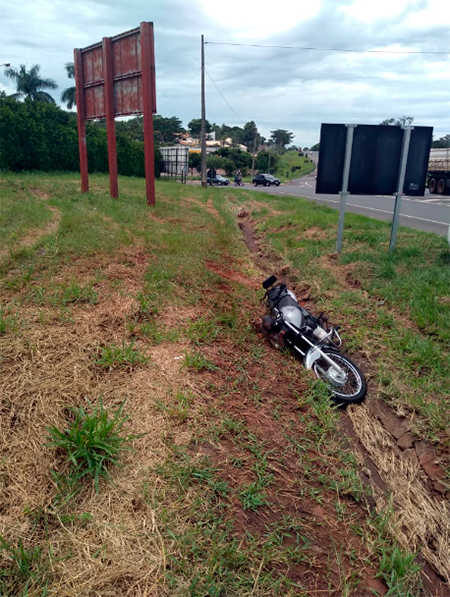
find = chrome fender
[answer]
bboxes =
[304,348,322,370]
[304,347,345,376]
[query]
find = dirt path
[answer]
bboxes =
[236,209,450,592]
[0,206,61,261]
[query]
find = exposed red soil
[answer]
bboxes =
[235,210,450,593]
[187,339,386,595]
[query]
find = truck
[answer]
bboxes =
[428,148,450,195]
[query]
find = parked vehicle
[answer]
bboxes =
[253,174,280,187]
[261,275,367,404]
[428,149,450,195]
[207,174,230,186]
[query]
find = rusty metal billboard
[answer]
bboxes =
[74,22,156,205]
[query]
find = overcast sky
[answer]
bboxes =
[0,0,449,146]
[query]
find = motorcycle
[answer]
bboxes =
[260,275,367,404]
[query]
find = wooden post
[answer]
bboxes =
[102,36,118,199]
[74,48,89,192]
[141,21,156,206]
[200,35,207,187]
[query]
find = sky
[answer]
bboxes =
[0,0,449,147]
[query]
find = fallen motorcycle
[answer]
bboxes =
[261,275,367,404]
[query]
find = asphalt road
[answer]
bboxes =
[247,173,450,238]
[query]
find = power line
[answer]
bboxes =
[205,41,450,55]
[205,69,246,125]
[158,66,201,113]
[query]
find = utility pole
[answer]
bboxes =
[251,133,257,176]
[200,35,207,187]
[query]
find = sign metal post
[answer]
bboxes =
[389,126,413,252]
[336,125,356,253]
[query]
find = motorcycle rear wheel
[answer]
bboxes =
[311,349,366,404]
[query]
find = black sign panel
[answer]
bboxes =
[316,124,432,196]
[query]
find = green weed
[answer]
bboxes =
[47,399,140,492]
[95,341,149,369]
[370,505,423,596]
[155,390,193,422]
[0,535,49,596]
[181,349,218,371]
[0,307,18,334]
[239,481,269,511]
[57,281,99,306]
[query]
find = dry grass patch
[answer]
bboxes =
[348,403,450,582]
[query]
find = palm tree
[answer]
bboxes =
[5,64,57,103]
[61,62,76,110]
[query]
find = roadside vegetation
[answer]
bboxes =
[0,172,448,596]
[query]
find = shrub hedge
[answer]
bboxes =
[0,95,162,177]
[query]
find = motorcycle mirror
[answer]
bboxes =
[262,275,277,289]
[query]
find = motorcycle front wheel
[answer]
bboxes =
[311,349,367,404]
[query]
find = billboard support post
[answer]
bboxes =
[74,48,89,193]
[74,22,156,205]
[336,125,356,253]
[141,21,156,206]
[389,126,413,252]
[102,36,118,199]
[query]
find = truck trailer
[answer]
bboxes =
[428,148,450,195]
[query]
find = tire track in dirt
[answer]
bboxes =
[0,206,61,262]
[237,209,450,592]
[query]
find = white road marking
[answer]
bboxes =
[285,194,448,226]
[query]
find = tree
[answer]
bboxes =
[188,118,211,138]
[217,124,232,146]
[242,121,259,149]
[270,129,294,151]
[113,114,184,145]
[431,134,450,148]
[153,115,185,145]
[255,150,280,173]
[206,155,225,170]
[189,152,201,172]
[61,62,76,109]
[5,64,58,103]
[380,116,414,127]
[213,147,251,170]
[310,142,320,151]
[229,126,245,147]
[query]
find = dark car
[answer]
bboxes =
[206,174,230,186]
[252,174,280,187]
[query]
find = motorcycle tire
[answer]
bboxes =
[311,348,367,404]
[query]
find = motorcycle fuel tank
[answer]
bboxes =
[280,305,303,329]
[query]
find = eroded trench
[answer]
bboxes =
[237,208,450,593]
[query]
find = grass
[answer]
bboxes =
[95,341,150,369]
[0,535,49,597]
[47,399,139,492]
[181,349,218,371]
[0,306,18,333]
[370,506,423,596]
[275,149,316,182]
[0,171,446,595]
[254,192,450,441]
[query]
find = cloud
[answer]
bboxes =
[0,0,448,145]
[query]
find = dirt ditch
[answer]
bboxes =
[236,209,450,593]
[1,193,448,595]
